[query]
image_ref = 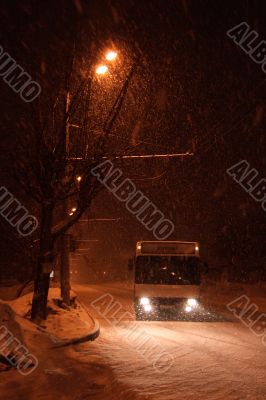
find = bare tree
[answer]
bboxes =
[12,39,137,320]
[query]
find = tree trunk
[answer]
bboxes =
[31,204,54,321]
[60,233,71,305]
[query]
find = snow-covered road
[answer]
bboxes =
[74,282,266,400]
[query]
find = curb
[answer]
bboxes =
[52,318,100,348]
[51,297,100,348]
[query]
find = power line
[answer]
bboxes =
[68,151,193,161]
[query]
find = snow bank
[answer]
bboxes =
[201,280,266,311]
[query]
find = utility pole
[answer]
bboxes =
[60,91,71,305]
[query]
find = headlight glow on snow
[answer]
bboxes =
[140,297,150,306]
[187,298,198,307]
[143,304,152,312]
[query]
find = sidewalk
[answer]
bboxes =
[0,287,100,355]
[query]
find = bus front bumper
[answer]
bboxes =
[135,296,200,317]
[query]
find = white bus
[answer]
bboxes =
[131,241,204,320]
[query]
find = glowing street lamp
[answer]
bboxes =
[69,207,77,216]
[96,65,108,75]
[106,51,117,61]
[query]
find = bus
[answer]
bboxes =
[130,241,204,320]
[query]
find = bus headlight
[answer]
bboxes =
[187,298,198,307]
[143,304,152,312]
[140,297,150,306]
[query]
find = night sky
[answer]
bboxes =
[0,0,265,281]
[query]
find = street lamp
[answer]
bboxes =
[95,49,118,75]
[69,207,77,216]
[96,65,108,75]
[106,51,117,61]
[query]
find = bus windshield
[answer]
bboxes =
[135,256,200,285]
